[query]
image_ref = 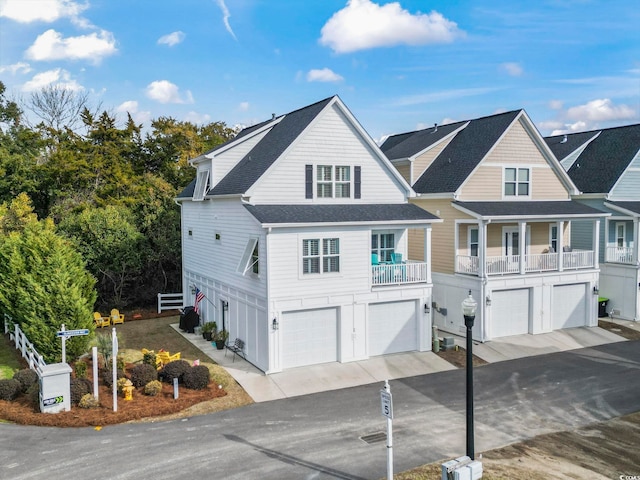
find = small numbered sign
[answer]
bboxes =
[380,389,393,419]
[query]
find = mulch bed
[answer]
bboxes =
[598,319,640,341]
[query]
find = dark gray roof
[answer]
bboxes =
[381,121,467,160]
[244,203,439,225]
[605,201,640,215]
[544,130,599,161]
[545,123,640,194]
[411,110,522,194]
[454,201,607,218]
[210,97,334,196]
[177,178,196,198]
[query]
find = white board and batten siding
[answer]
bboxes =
[250,104,408,204]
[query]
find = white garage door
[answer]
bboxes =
[491,289,530,338]
[369,301,417,356]
[281,308,338,369]
[553,284,587,329]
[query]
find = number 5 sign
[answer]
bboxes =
[380,385,393,419]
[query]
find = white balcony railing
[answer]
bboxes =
[456,249,595,276]
[372,260,428,286]
[605,246,634,264]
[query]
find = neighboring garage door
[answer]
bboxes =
[281,308,338,369]
[369,301,417,356]
[491,289,530,338]
[553,284,587,330]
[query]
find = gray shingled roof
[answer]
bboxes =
[210,97,334,196]
[544,130,599,161]
[454,200,608,218]
[408,110,522,194]
[244,203,439,225]
[381,121,466,160]
[606,201,640,215]
[546,123,640,194]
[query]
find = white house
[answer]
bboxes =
[545,123,640,321]
[176,96,441,373]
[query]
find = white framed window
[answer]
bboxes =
[549,225,558,253]
[317,165,351,198]
[237,238,259,276]
[616,222,626,248]
[468,226,479,257]
[371,233,395,263]
[193,169,210,201]
[504,167,530,197]
[303,238,340,274]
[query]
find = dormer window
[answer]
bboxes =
[504,167,530,197]
[193,169,210,201]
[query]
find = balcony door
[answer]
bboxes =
[504,227,520,258]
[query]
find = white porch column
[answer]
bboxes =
[479,221,487,278]
[593,219,600,269]
[424,224,432,284]
[519,221,526,274]
[633,217,639,266]
[558,221,564,272]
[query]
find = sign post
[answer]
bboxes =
[380,379,394,479]
[112,327,118,412]
[56,325,90,364]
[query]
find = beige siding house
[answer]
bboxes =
[382,110,609,342]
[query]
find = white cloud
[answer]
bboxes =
[500,62,523,77]
[566,98,635,122]
[548,100,563,110]
[0,0,87,23]
[158,31,185,47]
[216,0,237,40]
[238,102,249,111]
[185,111,211,124]
[116,100,139,113]
[25,29,117,64]
[21,68,82,92]
[0,62,32,75]
[320,0,464,54]
[306,68,344,83]
[146,80,194,104]
[116,100,151,125]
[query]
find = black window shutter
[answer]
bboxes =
[305,164,313,199]
[354,166,361,199]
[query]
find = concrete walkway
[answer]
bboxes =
[171,322,630,403]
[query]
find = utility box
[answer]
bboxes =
[442,336,455,350]
[442,456,482,480]
[38,363,72,414]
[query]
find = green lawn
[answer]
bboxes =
[0,334,25,379]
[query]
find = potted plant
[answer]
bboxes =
[201,321,217,341]
[213,329,229,350]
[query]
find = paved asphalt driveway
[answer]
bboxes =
[2,340,639,480]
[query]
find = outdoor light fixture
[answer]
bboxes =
[272,318,279,330]
[190,285,196,295]
[424,303,430,314]
[593,286,599,295]
[461,290,477,460]
[485,296,491,306]
[222,301,229,311]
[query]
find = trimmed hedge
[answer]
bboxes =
[70,378,92,405]
[13,368,38,393]
[0,378,21,401]
[129,363,157,388]
[183,365,210,390]
[160,360,191,383]
[144,380,162,396]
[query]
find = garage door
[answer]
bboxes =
[491,289,530,338]
[281,308,338,369]
[369,301,417,356]
[553,284,587,329]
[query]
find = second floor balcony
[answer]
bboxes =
[457,249,595,276]
[372,260,429,286]
[605,246,635,265]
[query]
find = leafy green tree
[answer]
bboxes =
[57,205,145,307]
[0,195,96,363]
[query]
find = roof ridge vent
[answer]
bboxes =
[272,113,276,120]
[560,134,567,143]
[433,123,437,132]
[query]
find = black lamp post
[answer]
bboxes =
[461,290,477,460]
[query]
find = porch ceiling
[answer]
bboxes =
[453,200,609,221]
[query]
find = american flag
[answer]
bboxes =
[194,287,205,314]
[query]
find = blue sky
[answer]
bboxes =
[1,0,639,142]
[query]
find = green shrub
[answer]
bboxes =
[78,393,99,409]
[12,368,38,393]
[116,377,130,394]
[144,380,162,396]
[183,365,210,390]
[129,363,157,388]
[160,359,191,383]
[0,378,21,401]
[142,351,156,367]
[116,355,126,372]
[102,369,126,388]
[70,378,92,405]
[74,361,87,379]
[26,382,39,408]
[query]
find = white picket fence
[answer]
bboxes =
[157,293,184,313]
[4,314,46,370]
